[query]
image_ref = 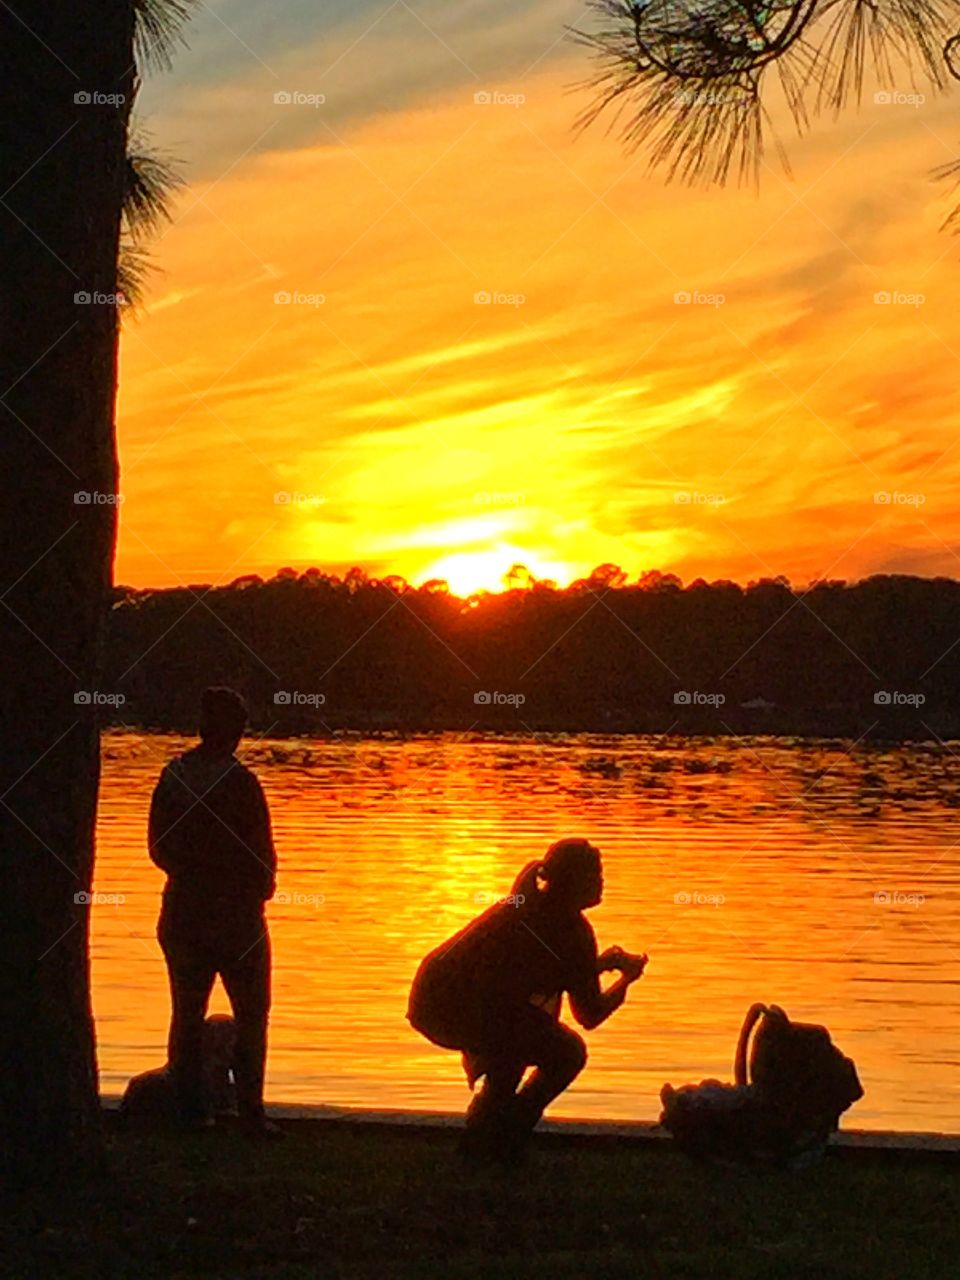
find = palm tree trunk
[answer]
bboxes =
[0,2,134,1184]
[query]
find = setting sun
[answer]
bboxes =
[419,547,572,596]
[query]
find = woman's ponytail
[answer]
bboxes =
[511,859,545,906]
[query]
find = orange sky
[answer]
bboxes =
[118,17,960,595]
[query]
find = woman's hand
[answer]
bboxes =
[598,945,648,982]
[619,951,648,983]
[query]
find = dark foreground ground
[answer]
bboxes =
[3,1122,958,1280]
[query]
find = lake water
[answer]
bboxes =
[92,730,960,1131]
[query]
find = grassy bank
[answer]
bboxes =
[3,1121,958,1279]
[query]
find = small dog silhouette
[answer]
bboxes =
[121,1014,237,1122]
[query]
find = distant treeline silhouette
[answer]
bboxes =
[101,565,960,738]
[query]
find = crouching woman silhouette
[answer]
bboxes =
[407,837,647,1161]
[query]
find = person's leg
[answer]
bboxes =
[465,1056,525,1131]
[514,1020,587,1129]
[460,1009,585,1159]
[220,926,271,1122]
[160,922,216,1122]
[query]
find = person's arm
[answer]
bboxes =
[148,770,184,874]
[568,944,647,1031]
[248,774,277,901]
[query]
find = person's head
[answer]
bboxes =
[198,686,247,754]
[541,837,603,910]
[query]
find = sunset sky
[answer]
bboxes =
[118,0,960,595]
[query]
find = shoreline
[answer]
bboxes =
[101,1096,960,1158]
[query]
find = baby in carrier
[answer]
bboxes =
[660,1003,864,1166]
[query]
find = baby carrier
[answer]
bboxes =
[660,1004,864,1167]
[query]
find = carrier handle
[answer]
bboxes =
[734,1003,769,1086]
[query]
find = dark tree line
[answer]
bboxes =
[101,566,960,738]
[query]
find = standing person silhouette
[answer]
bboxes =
[408,837,647,1161]
[149,687,278,1133]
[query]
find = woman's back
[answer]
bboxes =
[407,894,596,1046]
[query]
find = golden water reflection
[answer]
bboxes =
[92,731,960,1130]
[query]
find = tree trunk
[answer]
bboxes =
[0,4,134,1185]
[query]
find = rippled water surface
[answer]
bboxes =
[93,730,960,1130]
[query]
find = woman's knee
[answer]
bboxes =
[550,1025,588,1082]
